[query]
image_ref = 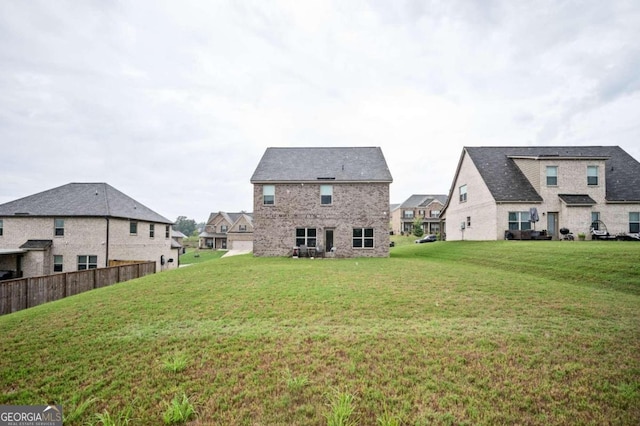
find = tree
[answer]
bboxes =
[174,216,197,237]
[412,217,424,238]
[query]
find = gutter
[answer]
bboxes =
[105,217,110,267]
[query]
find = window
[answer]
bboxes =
[418,210,425,217]
[295,228,316,247]
[221,225,228,233]
[467,216,471,227]
[546,166,558,186]
[130,221,138,235]
[591,212,600,230]
[630,212,640,233]
[508,211,531,231]
[149,224,155,238]
[587,166,598,186]
[320,185,333,205]
[165,225,170,238]
[459,185,467,202]
[0,219,3,236]
[431,210,441,218]
[54,218,64,236]
[54,255,63,272]
[404,210,414,219]
[263,185,275,205]
[239,224,247,232]
[78,255,98,270]
[353,228,374,248]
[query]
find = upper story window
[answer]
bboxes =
[630,212,640,233]
[459,185,467,203]
[54,218,64,236]
[508,211,532,231]
[239,224,247,232]
[320,185,333,205]
[403,210,414,219]
[220,224,228,233]
[130,221,138,235]
[431,210,441,218]
[165,225,170,238]
[587,166,599,186]
[546,166,558,186]
[149,224,155,238]
[263,185,275,205]
[353,228,374,248]
[0,219,3,236]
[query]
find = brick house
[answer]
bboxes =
[199,212,253,251]
[441,146,640,240]
[0,183,178,279]
[250,147,393,257]
[390,194,447,236]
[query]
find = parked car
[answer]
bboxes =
[415,234,437,243]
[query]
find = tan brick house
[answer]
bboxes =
[0,183,178,279]
[199,211,253,251]
[250,147,393,257]
[390,194,447,236]
[441,146,640,240]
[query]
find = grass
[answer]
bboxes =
[0,240,639,425]
[179,248,226,265]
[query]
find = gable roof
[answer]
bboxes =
[399,194,448,208]
[463,146,640,203]
[0,183,172,224]
[250,147,393,183]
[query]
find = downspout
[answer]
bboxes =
[105,217,110,267]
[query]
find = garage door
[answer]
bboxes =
[231,240,253,251]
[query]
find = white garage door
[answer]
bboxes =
[231,240,253,251]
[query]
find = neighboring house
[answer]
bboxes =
[0,183,178,279]
[171,229,186,254]
[199,211,253,251]
[250,146,393,257]
[390,194,447,236]
[441,146,640,240]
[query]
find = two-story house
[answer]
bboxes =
[250,147,393,257]
[199,211,253,251]
[441,146,640,240]
[0,183,178,279]
[390,194,447,236]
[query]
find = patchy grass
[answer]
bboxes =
[1,241,639,425]
[179,249,225,265]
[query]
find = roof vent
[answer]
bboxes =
[317,177,335,180]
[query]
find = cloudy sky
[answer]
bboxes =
[1,0,639,222]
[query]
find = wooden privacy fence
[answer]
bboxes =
[0,261,156,315]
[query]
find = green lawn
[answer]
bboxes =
[1,241,639,425]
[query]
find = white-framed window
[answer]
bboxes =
[431,210,440,218]
[630,212,640,233]
[54,218,64,236]
[546,166,558,186]
[149,224,155,238]
[320,185,333,205]
[353,228,374,248]
[467,216,471,227]
[508,211,532,231]
[263,185,275,205]
[165,225,170,238]
[239,224,247,232]
[54,255,63,272]
[221,224,228,233]
[78,255,98,270]
[587,166,598,186]
[130,221,138,235]
[459,185,467,203]
[295,228,316,247]
[404,210,414,219]
[0,219,3,236]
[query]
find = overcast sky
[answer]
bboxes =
[1,1,639,223]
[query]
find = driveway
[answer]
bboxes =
[221,249,252,258]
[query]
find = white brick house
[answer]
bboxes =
[0,183,179,279]
[250,147,393,257]
[441,146,640,240]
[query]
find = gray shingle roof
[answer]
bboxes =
[0,183,172,223]
[400,194,448,208]
[250,147,393,183]
[465,146,640,202]
[558,194,597,205]
[19,239,53,250]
